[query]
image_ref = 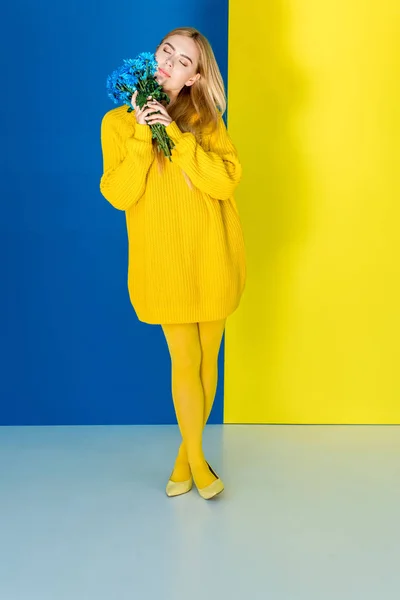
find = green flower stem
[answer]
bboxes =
[151,123,174,160]
[118,81,174,159]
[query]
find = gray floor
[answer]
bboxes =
[1,424,399,600]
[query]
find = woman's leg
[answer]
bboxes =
[161,322,219,489]
[168,318,226,482]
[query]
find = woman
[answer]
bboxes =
[100,27,246,499]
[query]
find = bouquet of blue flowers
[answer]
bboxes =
[106,52,175,160]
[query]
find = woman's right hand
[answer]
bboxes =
[131,90,157,126]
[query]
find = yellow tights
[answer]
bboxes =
[161,319,226,490]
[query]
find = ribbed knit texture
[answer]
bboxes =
[100,105,246,325]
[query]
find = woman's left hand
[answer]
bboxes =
[145,99,173,127]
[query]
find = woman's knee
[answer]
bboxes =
[200,351,219,373]
[198,319,226,366]
[161,323,202,371]
[173,345,202,372]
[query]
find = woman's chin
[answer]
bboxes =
[154,74,165,88]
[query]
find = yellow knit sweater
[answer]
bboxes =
[100,105,246,325]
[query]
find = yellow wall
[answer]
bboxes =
[224,1,400,423]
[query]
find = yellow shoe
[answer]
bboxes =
[196,462,225,500]
[165,476,193,497]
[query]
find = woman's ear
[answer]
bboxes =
[185,73,201,87]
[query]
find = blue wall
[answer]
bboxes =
[0,1,228,425]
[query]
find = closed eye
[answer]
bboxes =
[163,48,189,67]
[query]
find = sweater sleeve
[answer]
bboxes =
[100,111,154,211]
[165,116,242,201]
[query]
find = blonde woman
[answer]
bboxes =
[100,27,246,499]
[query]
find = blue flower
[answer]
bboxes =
[122,52,158,77]
[106,62,139,104]
[106,51,159,108]
[105,52,174,160]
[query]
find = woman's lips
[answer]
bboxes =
[159,68,171,78]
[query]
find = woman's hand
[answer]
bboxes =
[145,99,173,127]
[130,90,159,126]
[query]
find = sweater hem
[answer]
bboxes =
[132,301,243,326]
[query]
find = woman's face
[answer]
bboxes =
[154,35,201,97]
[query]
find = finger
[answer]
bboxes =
[149,101,166,112]
[142,95,153,107]
[147,118,172,126]
[143,108,160,119]
[147,108,167,120]
[137,104,151,115]
[146,108,167,118]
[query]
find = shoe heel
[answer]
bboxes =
[206,462,219,478]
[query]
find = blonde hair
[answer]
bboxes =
[152,27,227,186]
